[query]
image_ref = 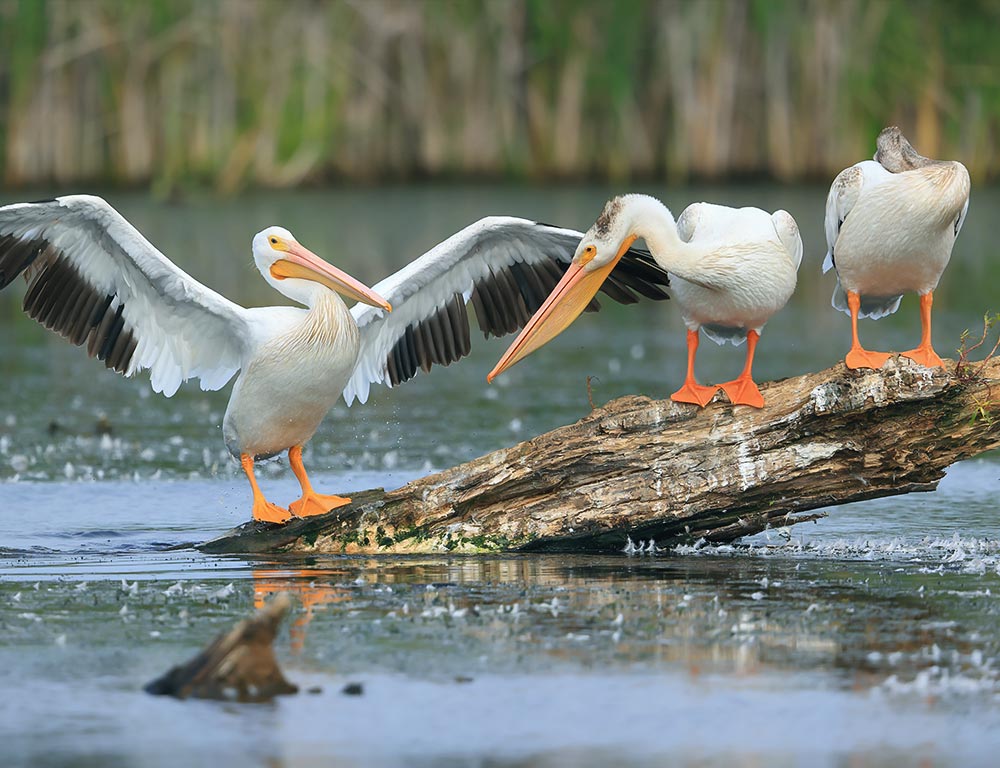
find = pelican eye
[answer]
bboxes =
[269,236,279,245]
[580,244,598,263]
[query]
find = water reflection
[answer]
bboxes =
[252,568,350,654]
[226,554,1000,697]
[1,548,998,765]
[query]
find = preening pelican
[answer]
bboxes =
[824,126,970,369]
[489,194,802,408]
[0,195,669,522]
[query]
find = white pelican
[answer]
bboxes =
[824,126,970,369]
[0,195,669,522]
[488,194,802,408]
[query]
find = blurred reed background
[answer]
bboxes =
[0,0,996,194]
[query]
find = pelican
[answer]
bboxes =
[488,194,802,408]
[0,195,669,522]
[824,126,970,369]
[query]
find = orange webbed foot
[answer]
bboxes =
[670,381,720,408]
[720,377,765,408]
[289,492,352,518]
[845,347,891,370]
[253,499,292,524]
[901,346,945,369]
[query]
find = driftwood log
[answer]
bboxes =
[145,593,298,701]
[200,356,1000,556]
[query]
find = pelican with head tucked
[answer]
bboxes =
[488,194,802,408]
[0,195,669,522]
[824,126,970,369]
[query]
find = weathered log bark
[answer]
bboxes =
[199,357,1000,556]
[145,594,298,701]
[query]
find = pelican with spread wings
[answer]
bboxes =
[0,195,669,522]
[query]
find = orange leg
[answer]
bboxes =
[720,331,765,408]
[844,291,891,370]
[241,454,292,524]
[901,292,945,368]
[670,329,719,407]
[288,445,352,518]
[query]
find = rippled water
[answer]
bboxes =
[1,184,999,766]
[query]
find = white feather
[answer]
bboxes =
[823,160,894,274]
[0,195,251,395]
[667,202,801,342]
[343,217,588,405]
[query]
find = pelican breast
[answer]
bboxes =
[223,295,360,459]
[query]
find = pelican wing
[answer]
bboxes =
[343,217,670,405]
[679,202,785,246]
[675,203,704,243]
[824,160,893,273]
[954,195,969,239]
[0,195,251,396]
[672,202,797,289]
[771,210,803,269]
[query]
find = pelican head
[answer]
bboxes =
[487,197,641,382]
[874,126,939,172]
[252,227,390,311]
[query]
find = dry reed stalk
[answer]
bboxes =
[1,0,998,191]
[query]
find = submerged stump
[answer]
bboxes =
[200,357,1000,556]
[145,593,298,701]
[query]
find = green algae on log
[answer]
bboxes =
[199,357,1000,556]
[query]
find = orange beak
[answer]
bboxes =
[271,242,391,312]
[487,235,637,382]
